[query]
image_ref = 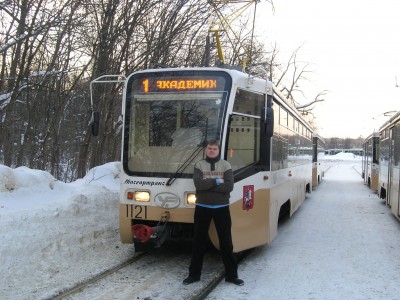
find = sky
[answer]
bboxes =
[2,156,400,299]
[254,0,400,138]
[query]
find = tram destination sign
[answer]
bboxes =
[140,76,225,93]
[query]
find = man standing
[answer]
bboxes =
[183,140,244,286]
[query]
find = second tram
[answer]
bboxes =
[377,112,400,220]
[362,132,379,191]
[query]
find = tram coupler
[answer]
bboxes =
[131,212,171,251]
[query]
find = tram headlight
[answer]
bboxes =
[134,191,150,202]
[187,193,196,205]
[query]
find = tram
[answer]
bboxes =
[362,132,379,191]
[377,112,400,220]
[91,67,314,252]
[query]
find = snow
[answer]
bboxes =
[0,162,135,299]
[321,152,362,161]
[208,159,400,300]
[2,153,400,300]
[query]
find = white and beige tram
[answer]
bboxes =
[377,112,400,220]
[93,67,314,252]
[362,132,379,191]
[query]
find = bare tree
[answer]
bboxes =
[0,0,326,182]
[0,0,84,169]
[76,0,211,178]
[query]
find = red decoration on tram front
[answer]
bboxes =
[243,185,254,211]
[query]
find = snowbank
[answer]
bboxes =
[0,162,135,300]
[321,152,362,161]
[0,165,57,193]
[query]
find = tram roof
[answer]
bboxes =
[363,131,379,143]
[312,133,325,143]
[379,111,400,132]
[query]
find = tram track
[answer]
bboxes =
[189,267,225,300]
[49,252,151,300]
[48,246,250,300]
[190,249,250,300]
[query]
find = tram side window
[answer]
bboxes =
[280,106,288,127]
[271,134,288,171]
[273,103,280,135]
[288,114,294,130]
[227,89,264,172]
[233,89,263,115]
[394,125,400,166]
[380,134,389,166]
[271,100,288,171]
[227,116,261,171]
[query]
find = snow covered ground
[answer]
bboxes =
[0,162,135,299]
[208,158,400,300]
[1,153,400,299]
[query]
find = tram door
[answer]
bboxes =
[393,125,400,218]
[387,128,394,207]
[366,140,372,186]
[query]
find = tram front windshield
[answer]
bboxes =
[124,72,231,177]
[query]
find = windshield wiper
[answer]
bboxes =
[165,142,205,186]
[166,119,209,186]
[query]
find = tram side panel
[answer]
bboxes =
[207,167,308,253]
[273,98,313,220]
[210,139,312,252]
[312,134,325,188]
[370,163,379,191]
[362,141,367,181]
[378,116,400,221]
[213,105,274,251]
[378,132,390,201]
[389,125,400,220]
[367,149,373,188]
[209,92,313,252]
[211,174,273,252]
[365,138,373,187]
[362,133,379,191]
[265,101,312,240]
[371,135,380,191]
[390,165,400,220]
